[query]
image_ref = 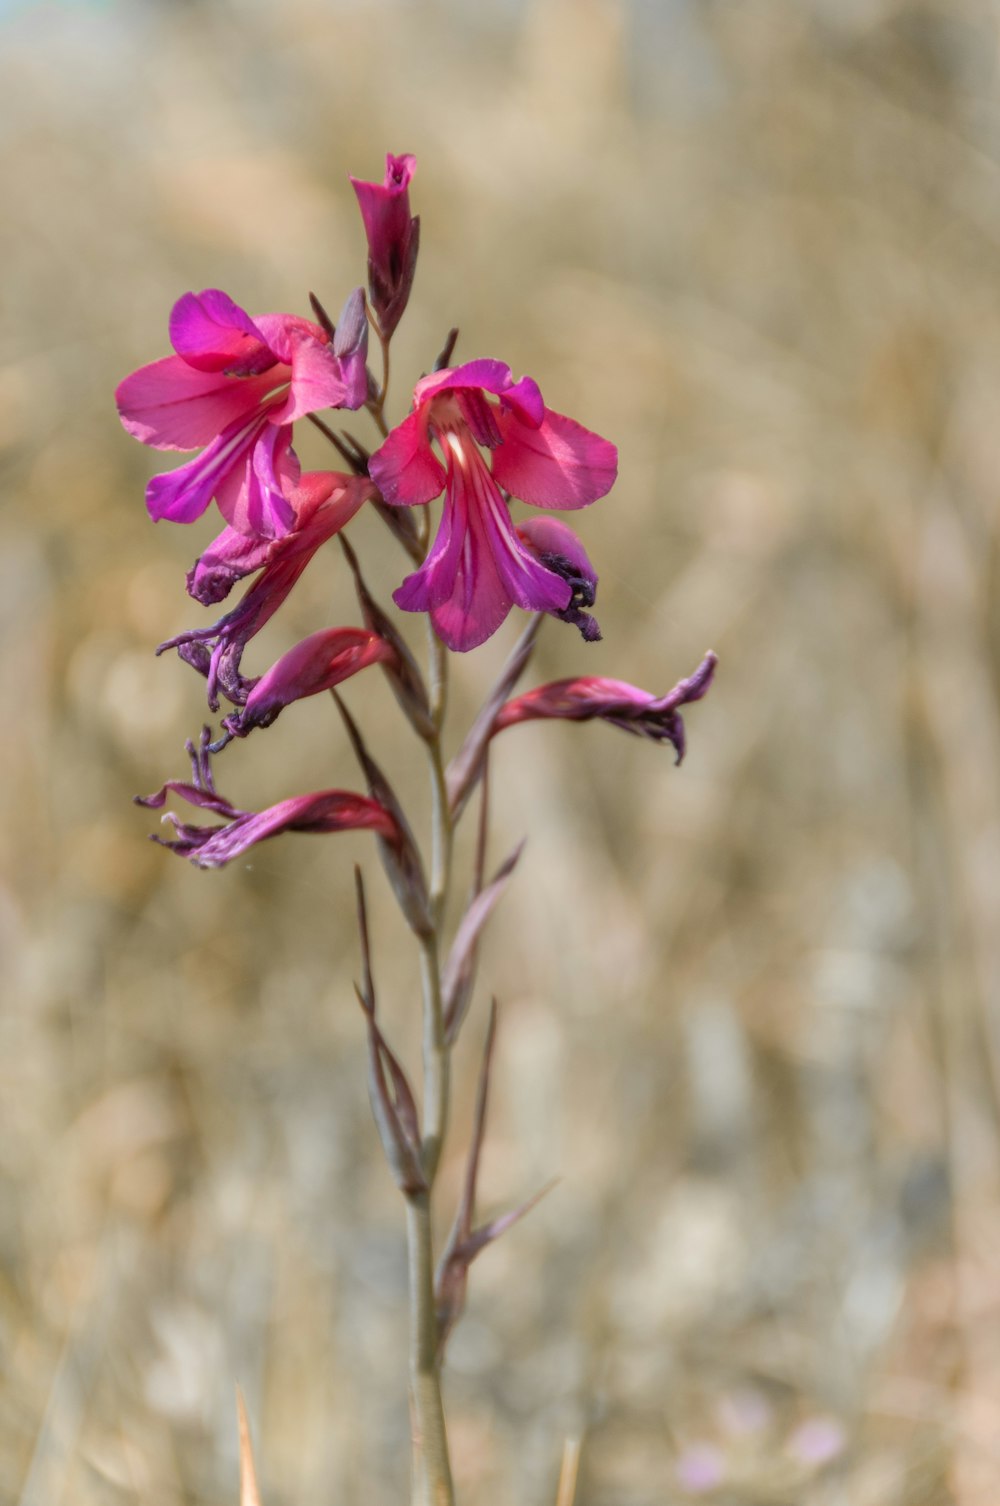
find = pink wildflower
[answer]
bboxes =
[159,472,374,710]
[136,733,398,869]
[116,287,368,538]
[493,650,717,764]
[349,153,419,337]
[369,359,617,651]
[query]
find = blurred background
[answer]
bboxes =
[4,0,1000,1501]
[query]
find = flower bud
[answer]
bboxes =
[349,153,419,338]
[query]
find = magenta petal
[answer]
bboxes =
[253,312,330,365]
[500,375,545,427]
[516,515,596,584]
[429,504,515,652]
[476,481,570,615]
[492,407,618,510]
[187,523,276,605]
[393,449,567,651]
[394,488,514,652]
[214,425,299,538]
[370,409,445,507]
[116,355,278,451]
[263,305,368,424]
[349,152,416,249]
[146,452,218,524]
[414,359,515,408]
[145,414,261,524]
[169,290,274,375]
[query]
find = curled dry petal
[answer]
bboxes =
[493,651,718,765]
[220,627,394,740]
[136,741,398,869]
[161,472,373,711]
[517,516,601,643]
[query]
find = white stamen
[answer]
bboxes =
[445,431,467,465]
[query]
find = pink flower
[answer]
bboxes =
[116,287,369,538]
[136,732,398,869]
[369,359,617,651]
[218,627,395,741]
[493,650,717,764]
[349,153,419,338]
[159,472,374,710]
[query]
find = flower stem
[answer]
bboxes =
[406,1192,455,1506]
[406,621,456,1505]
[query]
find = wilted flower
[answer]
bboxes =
[116,287,368,537]
[136,732,397,869]
[493,651,717,764]
[350,152,419,338]
[516,515,601,642]
[159,472,374,710]
[218,627,395,742]
[369,359,616,651]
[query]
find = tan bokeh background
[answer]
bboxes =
[5,0,1000,1501]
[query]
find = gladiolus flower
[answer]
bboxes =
[350,153,419,338]
[159,472,374,710]
[369,359,617,651]
[218,627,395,742]
[116,287,369,538]
[492,650,717,764]
[135,732,398,869]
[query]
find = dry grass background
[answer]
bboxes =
[3,0,1000,1501]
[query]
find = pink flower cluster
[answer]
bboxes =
[120,152,714,867]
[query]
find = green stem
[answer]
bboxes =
[407,622,455,1505]
[406,1193,455,1506]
